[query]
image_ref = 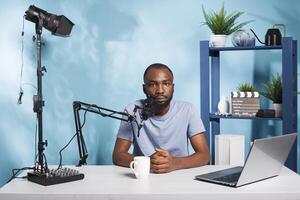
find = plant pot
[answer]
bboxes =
[273,103,282,117]
[210,35,227,47]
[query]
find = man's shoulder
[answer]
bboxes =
[172,100,195,110]
[124,100,143,113]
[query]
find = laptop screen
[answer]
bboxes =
[236,133,296,187]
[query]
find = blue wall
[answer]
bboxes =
[0,0,299,187]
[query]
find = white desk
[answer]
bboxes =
[1,165,300,200]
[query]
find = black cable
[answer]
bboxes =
[43,153,49,173]
[57,132,77,169]
[125,109,140,140]
[57,108,90,169]
[7,167,34,183]
[95,105,119,118]
[34,117,38,165]
[80,108,89,156]
[17,15,25,105]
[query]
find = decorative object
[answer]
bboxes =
[218,96,230,114]
[202,3,252,47]
[211,34,227,48]
[231,92,260,116]
[260,73,282,117]
[215,134,245,166]
[273,103,282,117]
[232,29,255,47]
[250,24,286,46]
[256,109,275,118]
[231,82,260,116]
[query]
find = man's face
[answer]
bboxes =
[143,68,174,109]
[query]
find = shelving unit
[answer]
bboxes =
[200,37,298,171]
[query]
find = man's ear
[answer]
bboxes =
[143,84,147,94]
[172,83,175,93]
[143,84,150,98]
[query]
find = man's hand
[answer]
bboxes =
[151,148,176,173]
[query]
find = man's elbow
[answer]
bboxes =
[200,149,210,166]
[112,152,120,166]
[204,151,210,165]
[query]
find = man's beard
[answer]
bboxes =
[152,94,173,113]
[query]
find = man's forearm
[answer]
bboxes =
[173,152,210,170]
[113,152,134,167]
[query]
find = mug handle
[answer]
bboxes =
[130,161,138,177]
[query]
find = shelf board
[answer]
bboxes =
[209,45,282,52]
[209,113,282,120]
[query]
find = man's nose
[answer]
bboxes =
[155,83,164,94]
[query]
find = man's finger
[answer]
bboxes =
[155,148,169,156]
[152,165,169,173]
[151,157,168,165]
[151,163,169,171]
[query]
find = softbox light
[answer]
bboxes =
[25,5,74,37]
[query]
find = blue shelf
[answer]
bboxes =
[210,45,282,51]
[209,113,282,120]
[200,37,297,171]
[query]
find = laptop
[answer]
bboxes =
[195,133,297,187]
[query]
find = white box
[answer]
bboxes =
[215,134,245,166]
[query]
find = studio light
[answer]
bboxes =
[25,5,74,36]
[23,5,81,186]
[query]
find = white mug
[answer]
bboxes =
[130,156,150,179]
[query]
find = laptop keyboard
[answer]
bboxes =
[213,172,241,183]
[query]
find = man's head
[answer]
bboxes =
[143,63,174,114]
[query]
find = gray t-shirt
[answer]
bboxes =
[117,100,206,156]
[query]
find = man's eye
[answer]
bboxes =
[163,82,172,86]
[147,83,155,87]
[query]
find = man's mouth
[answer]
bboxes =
[154,96,167,101]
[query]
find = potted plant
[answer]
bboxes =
[202,3,252,47]
[237,82,256,92]
[260,73,282,117]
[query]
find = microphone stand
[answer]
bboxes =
[72,101,136,166]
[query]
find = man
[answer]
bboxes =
[113,63,210,173]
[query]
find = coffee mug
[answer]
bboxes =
[130,156,150,179]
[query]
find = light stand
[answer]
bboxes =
[24,5,76,185]
[72,101,136,166]
[34,17,46,173]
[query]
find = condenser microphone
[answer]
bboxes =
[140,96,154,121]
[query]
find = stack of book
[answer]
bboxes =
[231,92,260,116]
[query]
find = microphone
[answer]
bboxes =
[140,96,154,121]
[132,96,154,137]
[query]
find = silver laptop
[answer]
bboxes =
[195,133,297,187]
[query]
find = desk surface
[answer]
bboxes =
[1,165,300,200]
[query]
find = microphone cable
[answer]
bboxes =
[17,15,25,104]
[57,107,90,169]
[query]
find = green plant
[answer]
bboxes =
[260,73,282,104]
[202,3,252,35]
[237,82,256,92]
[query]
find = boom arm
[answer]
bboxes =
[72,101,135,166]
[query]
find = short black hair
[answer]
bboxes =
[143,63,174,83]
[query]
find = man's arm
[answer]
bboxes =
[151,133,210,173]
[112,138,134,167]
